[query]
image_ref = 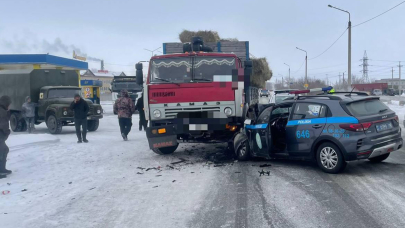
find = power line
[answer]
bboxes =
[309,28,348,60]
[292,59,306,74]
[353,1,405,27]
[308,63,346,70]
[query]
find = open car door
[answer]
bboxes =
[245,106,273,158]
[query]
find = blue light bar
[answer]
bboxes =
[322,86,333,91]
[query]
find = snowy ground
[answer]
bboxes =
[1,103,405,228]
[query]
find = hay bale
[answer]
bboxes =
[251,57,272,88]
[179,30,220,43]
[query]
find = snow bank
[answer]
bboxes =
[7,134,59,148]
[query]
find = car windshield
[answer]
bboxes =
[48,89,82,98]
[346,99,390,116]
[275,95,292,103]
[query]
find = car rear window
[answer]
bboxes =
[345,99,390,117]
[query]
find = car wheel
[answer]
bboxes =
[368,153,390,162]
[316,142,346,174]
[236,140,250,161]
[152,144,179,155]
[46,114,63,134]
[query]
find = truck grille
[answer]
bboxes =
[164,106,220,118]
[89,106,94,115]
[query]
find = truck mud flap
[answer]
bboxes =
[146,125,178,150]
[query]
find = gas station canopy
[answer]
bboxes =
[0,54,88,70]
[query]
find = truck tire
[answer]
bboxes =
[10,112,26,132]
[316,142,347,174]
[46,114,62,134]
[87,120,100,132]
[368,153,390,162]
[152,144,179,155]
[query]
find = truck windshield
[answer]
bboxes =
[150,57,192,83]
[48,89,82,98]
[150,56,236,83]
[193,57,236,81]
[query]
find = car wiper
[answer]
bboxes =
[379,109,388,113]
[154,77,180,86]
[192,78,212,82]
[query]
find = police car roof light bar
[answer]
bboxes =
[289,86,333,95]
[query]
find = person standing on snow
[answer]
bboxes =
[135,92,147,131]
[114,89,135,141]
[70,94,89,143]
[21,96,37,133]
[0,96,12,177]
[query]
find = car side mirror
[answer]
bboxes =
[136,63,144,85]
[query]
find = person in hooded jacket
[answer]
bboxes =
[21,96,37,133]
[114,89,135,141]
[0,95,12,177]
[135,92,147,131]
[70,94,89,143]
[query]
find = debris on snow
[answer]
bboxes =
[153,186,158,188]
[172,180,176,183]
[2,190,10,195]
[171,158,187,165]
[137,172,144,175]
[258,169,270,176]
[89,187,96,190]
[21,189,28,192]
[68,182,72,184]
[259,164,272,167]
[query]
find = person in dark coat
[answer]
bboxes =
[113,89,135,141]
[22,96,37,133]
[0,95,12,176]
[135,93,147,131]
[70,94,89,143]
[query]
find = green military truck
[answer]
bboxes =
[0,69,103,134]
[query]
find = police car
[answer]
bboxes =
[234,87,403,173]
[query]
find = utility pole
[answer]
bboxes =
[296,47,308,88]
[338,73,342,84]
[144,47,161,56]
[392,67,395,89]
[343,72,345,84]
[328,5,351,87]
[284,63,291,89]
[399,61,403,94]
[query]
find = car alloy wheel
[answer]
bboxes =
[320,147,338,169]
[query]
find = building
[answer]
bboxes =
[81,69,126,94]
[375,78,405,93]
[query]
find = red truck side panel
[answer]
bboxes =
[148,82,234,103]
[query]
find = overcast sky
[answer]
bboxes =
[1,0,404,83]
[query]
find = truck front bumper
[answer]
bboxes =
[146,115,241,149]
[59,115,103,122]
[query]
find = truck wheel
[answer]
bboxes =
[10,112,26,132]
[87,120,100,132]
[152,144,179,155]
[316,142,347,174]
[368,153,390,162]
[46,114,62,134]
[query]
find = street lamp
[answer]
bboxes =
[144,47,161,56]
[284,63,291,89]
[328,4,351,87]
[296,47,308,88]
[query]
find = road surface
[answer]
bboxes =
[1,103,405,228]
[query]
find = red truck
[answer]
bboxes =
[352,83,388,95]
[136,37,253,155]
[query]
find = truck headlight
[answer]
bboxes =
[97,109,101,114]
[224,107,233,116]
[63,111,68,115]
[153,109,161,118]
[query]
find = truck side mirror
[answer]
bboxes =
[136,63,144,85]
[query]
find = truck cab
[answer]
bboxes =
[32,86,103,134]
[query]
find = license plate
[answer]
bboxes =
[375,122,393,132]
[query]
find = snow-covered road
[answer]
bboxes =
[1,103,405,228]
